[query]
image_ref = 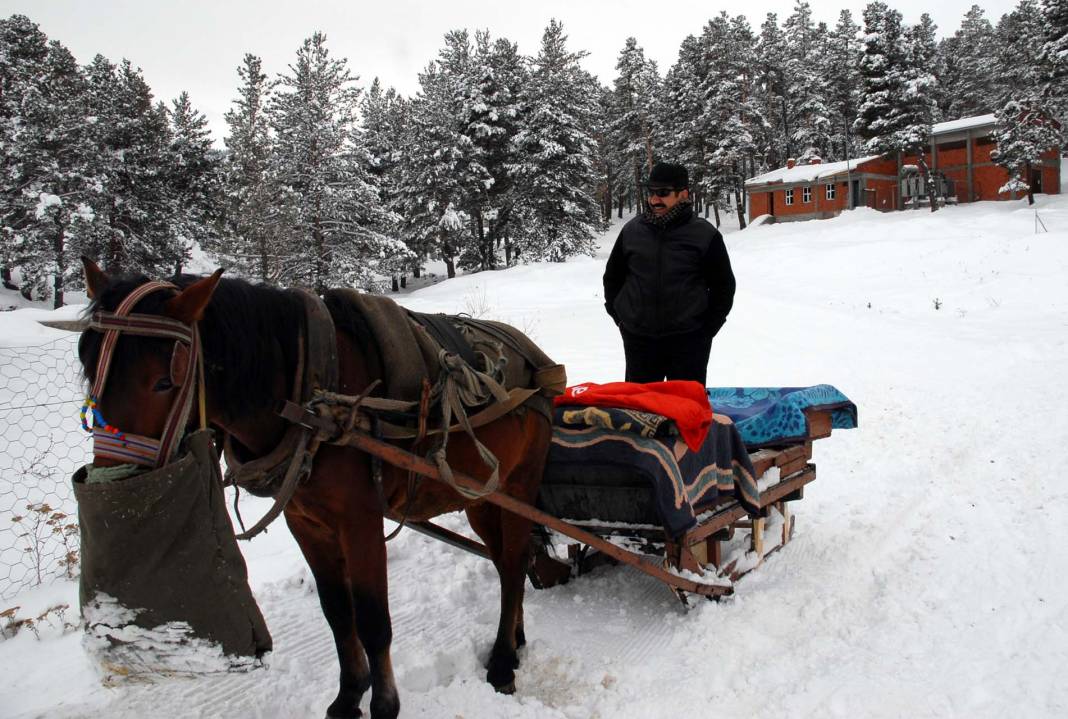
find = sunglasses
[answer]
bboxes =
[647,188,679,198]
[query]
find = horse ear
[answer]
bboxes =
[164,269,224,324]
[82,256,108,300]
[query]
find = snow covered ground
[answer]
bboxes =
[2,196,1068,718]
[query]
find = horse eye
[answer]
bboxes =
[153,377,174,392]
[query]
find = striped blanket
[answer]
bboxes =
[546,408,759,537]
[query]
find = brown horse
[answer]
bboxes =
[78,259,553,719]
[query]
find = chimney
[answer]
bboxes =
[786,158,796,169]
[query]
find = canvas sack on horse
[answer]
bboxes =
[73,430,272,676]
[73,271,271,677]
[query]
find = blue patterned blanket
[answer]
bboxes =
[706,385,857,448]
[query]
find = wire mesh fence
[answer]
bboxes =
[0,333,87,601]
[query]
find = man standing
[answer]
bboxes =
[602,162,735,385]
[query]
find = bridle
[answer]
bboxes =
[81,281,206,468]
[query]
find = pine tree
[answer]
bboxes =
[991,0,1064,204]
[508,19,603,263]
[701,13,760,228]
[939,5,998,119]
[754,13,791,167]
[783,1,833,160]
[80,56,173,275]
[993,1,1045,107]
[400,31,477,279]
[855,2,911,156]
[823,10,864,160]
[0,20,97,306]
[360,78,411,288]
[993,98,1061,204]
[609,38,660,210]
[165,92,223,275]
[1040,0,1068,119]
[657,34,706,184]
[269,32,405,292]
[0,15,50,295]
[457,32,527,271]
[222,54,289,283]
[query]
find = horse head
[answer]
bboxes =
[77,257,223,468]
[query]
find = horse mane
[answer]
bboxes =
[79,272,306,419]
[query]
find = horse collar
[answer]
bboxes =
[223,289,338,499]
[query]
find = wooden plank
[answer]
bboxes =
[679,465,816,547]
[336,429,734,597]
[751,518,765,557]
[749,448,780,477]
[805,409,833,439]
[759,465,816,505]
[408,520,491,559]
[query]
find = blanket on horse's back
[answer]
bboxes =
[322,289,565,421]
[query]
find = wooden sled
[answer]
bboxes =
[525,409,837,604]
[282,404,840,604]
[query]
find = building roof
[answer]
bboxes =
[931,114,996,136]
[745,155,881,188]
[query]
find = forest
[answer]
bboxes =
[1,1,1065,306]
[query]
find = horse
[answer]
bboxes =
[77,258,554,719]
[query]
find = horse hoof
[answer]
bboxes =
[325,710,361,719]
[325,699,362,719]
[494,680,516,695]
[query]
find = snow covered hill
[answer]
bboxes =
[2,196,1067,718]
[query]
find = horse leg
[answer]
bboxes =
[286,513,371,719]
[342,517,400,719]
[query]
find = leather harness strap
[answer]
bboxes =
[86,283,204,468]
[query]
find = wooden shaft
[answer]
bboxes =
[339,431,732,598]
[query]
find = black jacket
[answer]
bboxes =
[603,208,735,338]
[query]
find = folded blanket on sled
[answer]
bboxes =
[545,411,759,538]
[706,385,858,449]
[554,381,712,451]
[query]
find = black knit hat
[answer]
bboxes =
[647,162,689,190]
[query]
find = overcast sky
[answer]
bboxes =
[7,1,1019,145]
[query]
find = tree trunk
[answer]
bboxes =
[443,237,456,279]
[259,240,269,283]
[400,275,407,288]
[2,267,15,291]
[914,153,939,213]
[53,226,66,309]
[712,203,721,227]
[504,233,512,266]
[1026,161,1035,206]
[734,181,747,230]
[413,265,421,279]
[391,275,399,292]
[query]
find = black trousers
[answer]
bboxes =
[621,326,715,385]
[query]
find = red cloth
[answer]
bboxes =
[554,380,713,452]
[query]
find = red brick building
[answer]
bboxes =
[745,114,1062,223]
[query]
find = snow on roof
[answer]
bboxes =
[745,155,881,187]
[931,113,996,136]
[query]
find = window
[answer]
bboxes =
[785,188,794,206]
[802,186,812,203]
[826,183,836,200]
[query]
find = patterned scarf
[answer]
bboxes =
[643,199,694,229]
